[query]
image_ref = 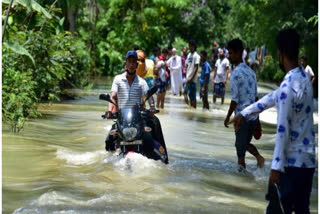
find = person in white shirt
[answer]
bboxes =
[229,29,315,214]
[105,50,160,156]
[242,48,247,63]
[184,40,200,108]
[249,48,257,67]
[301,55,315,84]
[108,51,154,111]
[167,48,183,96]
[213,49,230,104]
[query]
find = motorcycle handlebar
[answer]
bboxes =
[140,109,160,117]
[101,109,159,119]
[101,112,118,119]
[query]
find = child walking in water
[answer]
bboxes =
[199,50,211,110]
[154,49,168,109]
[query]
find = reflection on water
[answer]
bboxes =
[3,80,318,214]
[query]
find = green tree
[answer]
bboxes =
[2,0,90,131]
[226,0,317,91]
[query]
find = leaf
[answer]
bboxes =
[59,17,65,26]
[3,0,32,10]
[2,0,52,19]
[5,93,16,110]
[56,28,60,35]
[8,16,13,25]
[3,41,35,65]
[308,15,318,26]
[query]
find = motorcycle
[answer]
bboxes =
[99,87,168,164]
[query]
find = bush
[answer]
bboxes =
[2,67,39,132]
[2,3,90,132]
[260,55,285,83]
[171,37,188,55]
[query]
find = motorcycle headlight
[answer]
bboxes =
[122,127,138,141]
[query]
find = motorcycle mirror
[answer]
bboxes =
[145,87,157,101]
[99,94,117,106]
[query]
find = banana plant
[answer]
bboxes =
[3,41,35,65]
[2,0,52,40]
[2,0,52,19]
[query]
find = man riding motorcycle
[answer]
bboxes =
[104,50,168,163]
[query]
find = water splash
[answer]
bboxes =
[56,148,105,165]
[112,152,164,177]
[103,125,112,131]
[12,191,114,214]
[250,161,271,182]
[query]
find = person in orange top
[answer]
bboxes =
[136,50,147,78]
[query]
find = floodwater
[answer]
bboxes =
[3,78,318,214]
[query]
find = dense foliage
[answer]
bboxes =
[2,0,318,131]
[226,0,318,86]
[2,0,90,131]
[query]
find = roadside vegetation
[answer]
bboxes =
[2,0,317,132]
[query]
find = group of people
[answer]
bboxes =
[106,28,316,214]
[135,46,184,109]
[131,40,232,110]
[227,29,315,214]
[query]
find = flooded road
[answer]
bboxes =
[3,79,318,214]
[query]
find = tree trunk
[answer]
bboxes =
[62,6,78,35]
[67,8,75,34]
[87,0,99,77]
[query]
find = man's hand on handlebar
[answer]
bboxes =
[103,111,118,119]
[105,111,112,119]
[149,104,158,115]
[150,106,157,114]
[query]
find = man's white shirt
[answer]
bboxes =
[167,55,182,73]
[214,58,230,83]
[186,51,200,83]
[241,66,315,172]
[305,65,314,78]
[111,72,149,109]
